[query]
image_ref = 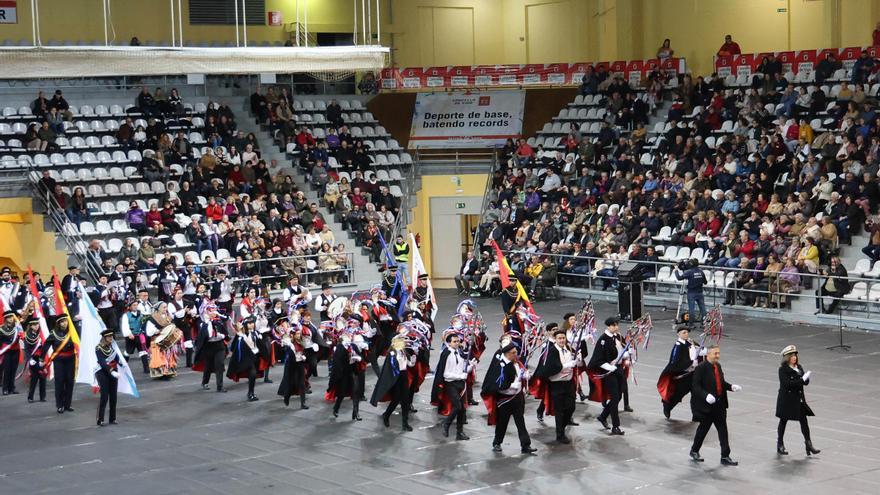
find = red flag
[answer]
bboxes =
[26,265,49,342]
[51,267,65,315]
[490,240,511,289]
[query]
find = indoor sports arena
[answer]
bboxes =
[1,1,879,494]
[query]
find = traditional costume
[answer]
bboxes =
[689,348,740,465]
[23,316,46,402]
[371,336,416,431]
[658,323,700,419]
[535,326,578,443]
[325,325,368,421]
[277,320,310,409]
[587,317,627,435]
[120,302,150,374]
[0,311,21,395]
[143,302,180,379]
[776,345,820,456]
[39,315,77,413]
[481,342,536,454]
[193,303,230,392]
[226,317,263,401]
[94,329,121,426]
[431,329,472,440]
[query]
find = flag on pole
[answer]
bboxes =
[26,265,49,342]
[50,267,80,348]
[409,233,438,321]
[77,284,139,398]
[378,232,409,317]
[489,240,536,315]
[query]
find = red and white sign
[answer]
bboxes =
[409,90,525,149]
[715,45,877,76]
[267,11,282,26]
[0,0,17,24]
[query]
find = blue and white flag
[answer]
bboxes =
[77,285,140,397]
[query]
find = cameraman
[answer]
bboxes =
[674,258,706,327]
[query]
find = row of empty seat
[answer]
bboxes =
[1,102,208,120]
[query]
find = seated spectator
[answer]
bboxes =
[126,201,148,235]
[717,34,741,57]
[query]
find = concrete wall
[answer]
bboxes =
[0,198,68,276]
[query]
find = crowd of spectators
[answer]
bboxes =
[249,85,401,264]
[474,42,880,314]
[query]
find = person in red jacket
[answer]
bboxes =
[717,35,741,57]
[205,197,224,222]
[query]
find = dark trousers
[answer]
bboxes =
[28,366,46,400]
[246,367,257,397]
[443,380,467,431]
[691,409,731,457]
[200,341,226,389]
[53,356,75,409]
[687,291,706,324]
[1,352,18,393]
[383,378,411,426]
[549,380,576,439]
[95,370,118,423]
[777,417,811,443]
[333,372,363,417]
[598,370,623,427]
[818,287,844,314]
[493,393,531,448]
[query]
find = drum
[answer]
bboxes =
[155,324,182,349]
[327,297,349,319]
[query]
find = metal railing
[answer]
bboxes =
[25,166,102,283]
[118,251,357,296]
[491,249,880,322]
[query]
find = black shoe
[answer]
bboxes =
[109,420,117,425]
[442,422,451,438]
[353,414,362,421]
[27,398,34,403]
[39,398,46,402]
[247,395,259,402]
[777,442,788,455]
[402,424,413,432]
[468,399,479,406]
[455,432,470,441]
[332,409,339,418]
[578,393,588,402]
[300,403,309,410]
[201,384,210,390]
[263,379,273,384]
[597,417,610,430]
[97,420,104,427]
[610,427,625,436]
[382,414,390,428]
[492,444,502,452]
[568,421,580,426]
[64,407,74,412]
[409,407,418,413]
[556,436,571,444]
[57,408,64,414]
[9,390,18,395]
[521,446,538,455]
[690,451,704,462]
[663,403,671,419]
[283,397,290,406]
[806,441,821,455]
[537,414,544,423]
[720,456,738,466]
[623,406,634,412]
[217,388,227,393]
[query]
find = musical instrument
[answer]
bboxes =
[390,336,406,352]
[327,297,349,319]
[154,324,182,349]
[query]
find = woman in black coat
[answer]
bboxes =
[776,345,820,456]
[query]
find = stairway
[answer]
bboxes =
[235,97,379,290]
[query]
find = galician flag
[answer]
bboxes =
[409,233,438,320]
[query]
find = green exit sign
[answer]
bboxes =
[777,7,787,12]
[455,202,466,209]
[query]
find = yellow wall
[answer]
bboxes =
[2,0,879,77]
[0,198,69,276]
[408,174,487,277]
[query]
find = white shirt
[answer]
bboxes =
[443,349,469,382]
[499,356,524,395]
[549,344,574,382]
[314,293,337,313]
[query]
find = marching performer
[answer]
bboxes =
[411,273,435,340]
[776,345,820,456]
[193,303,230,392]
[0,310,21,395]
[277,320,310,409]
[95,328,122,426]
[39,315,77,414]
[689,345,741,465]
[380,265,405,315]
[481,341,537,455]
[564,312,591,402]
[143,302,181,379]
[314,283,338,322]
[168,288,196,367]
[370,288,396,376]
[371,334,416,432]
[120,299,150,374]
[226,317,263,401]
[431,329,473,441]
[658,322,702,419]
[253,297,275,383]
[534,325,578,444]
[23,315,46,402]
[282,274,311,308]
[210,270,234,317]
[587,317,627,436]
[326,317,369,420]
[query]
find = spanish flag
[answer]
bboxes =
[490,240,536,315]
[50,267,80,348]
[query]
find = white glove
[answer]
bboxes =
[351,355,362,363]
[731,384,742,392]
[184,340,194,349]
[469,358,478,368]
[600,363,617,373]
[575,357,584,367]
[706,393,716,404]
[622,350,631,360]
[563,360,578,369]
[524,370,532,380]
[311,343,319,352]
[29,359,36,366]
[110,371,120,379]
[802,371,812,382]
[699,348,708,357]
[295,354,305,362]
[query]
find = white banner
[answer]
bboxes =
[409,90,524,149]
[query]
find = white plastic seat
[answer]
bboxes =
[71,136,87,148]
[87,184,105,197]
[77,168,94,180]
[79,221,97,235]
[660,245,678,261]
[97,151,114,163]
[95,220,113,234]
[112,219,132,233]
[50,153,67,165]
[107,238,123,252]
[82,152,99,163]
[105,183,121,196]
[851,259,873,278]
[99,201,116,214]
[652,225,672,242]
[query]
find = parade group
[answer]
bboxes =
[0,259,821,464]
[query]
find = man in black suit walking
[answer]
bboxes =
[689,345,742,466]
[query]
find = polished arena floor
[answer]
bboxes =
[1,289,879,495]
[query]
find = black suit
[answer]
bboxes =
[776,364,815,445]
[481,353,531,449]
[690,360,733,457]
[536,344,576,440]
[660,339,696,415]
[588,332,625,428]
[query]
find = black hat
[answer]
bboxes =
[321,282,332,290]
[273,316,288,327]
[216,269,227,275]
[68,265,78,271]
[604,316,620,327]
[3,310,15,319]
[350,314,364,324]
[241,316,256,326]
[675,324,690,334]
[388,265,398,271]
[100,328,115,337]
[0,267,10,274]
[24,315,40,325]
[418,273,429,280]
[500,342,518,354]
